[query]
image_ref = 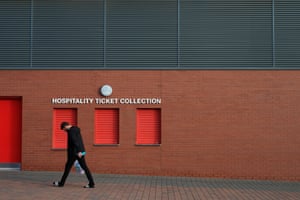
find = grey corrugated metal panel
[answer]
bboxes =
[32,0,104,68]
[180,0,273,68]
[106,0,177,68]
[0,0,31,68]
[275,0,300,67]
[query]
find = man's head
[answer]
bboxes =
[60,121,71,131]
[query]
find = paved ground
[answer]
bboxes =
[0,171,299,200]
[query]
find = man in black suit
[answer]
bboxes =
[53,122,95,188]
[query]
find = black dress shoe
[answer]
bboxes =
[83,184,95,188]
[53,181,64,187]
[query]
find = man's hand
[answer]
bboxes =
[78,152,83,158]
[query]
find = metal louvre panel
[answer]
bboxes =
[180,0,273,68]
[106,0,177,68]
[0,0,30,68]
[2,0,300,69]
[32,0,104,68]
[275,0,300,67]
[94,109,119,145]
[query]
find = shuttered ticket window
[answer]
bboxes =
[275,0,300,67]
[32,0,104,68]
[136,109,161,145]
[180,0,273,68]
[94,109,119,145]
[106,0,177,68]
[52,108,77,149]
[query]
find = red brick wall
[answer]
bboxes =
[0,70,299,181]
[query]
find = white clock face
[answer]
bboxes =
[100,85,113,97]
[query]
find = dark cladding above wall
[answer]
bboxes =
[0,0,31,68]
[33,0,104,68]
[0,0,300,69]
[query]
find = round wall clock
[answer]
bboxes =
[100,85,113,97]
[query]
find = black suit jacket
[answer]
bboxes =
[67,126,85,158]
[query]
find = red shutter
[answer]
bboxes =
[136,109,161,145]
[52,108,77,149]
[94,109,119,144]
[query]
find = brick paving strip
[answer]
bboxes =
[0,171,299,200]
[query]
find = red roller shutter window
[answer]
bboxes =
[136,109,161,145]
[94,109,119,144]
[52,108,77,149]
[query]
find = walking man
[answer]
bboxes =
[53,122,95,188]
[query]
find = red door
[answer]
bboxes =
[0,98,22,163]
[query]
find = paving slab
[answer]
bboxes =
[0,171,299,200]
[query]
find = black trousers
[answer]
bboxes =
[60,155,95,186]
